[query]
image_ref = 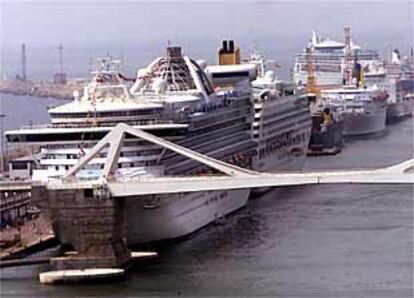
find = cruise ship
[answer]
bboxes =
[246,51,311,171]
[5,44,311,244]
[293,29,385,87]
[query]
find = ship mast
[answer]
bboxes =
[344,26,353,85]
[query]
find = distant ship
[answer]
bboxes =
[292,29,384,88]
[293,28,411,122]
[384,49,414,120]
[6,43,311,244]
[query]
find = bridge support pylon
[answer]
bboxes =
[46,185,130,271]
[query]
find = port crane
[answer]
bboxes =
[305,46,320,95]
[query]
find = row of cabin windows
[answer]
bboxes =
[298,64,342,72]
[264,118,310,138]
[46,141,156,150]
[45,149,161,160]
[262,106,307,122]
[49,160,158,172]
[51,119,170,129]
[192,109,248,129]
[50,109,162,119]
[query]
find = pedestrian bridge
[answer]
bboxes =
[46,123,414,196]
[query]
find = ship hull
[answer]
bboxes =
[252,142,308,173]
[125,147,308,245]
[308,118,344,154]
[343,106,386,136]
[386,100,413,121]
[125,189,250,245]
[125,102,311,244]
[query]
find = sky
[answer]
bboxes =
[1,0,413,79]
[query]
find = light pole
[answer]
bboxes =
[0,113,7,177]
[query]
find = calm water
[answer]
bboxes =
[0,94,64,130]
[0,98,413,297]
[0,94,65,151]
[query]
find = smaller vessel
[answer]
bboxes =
[319,85,387,136]
[307,97,344,155]
[318,31,387,137]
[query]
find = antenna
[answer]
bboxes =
[21,44,27,81]
[58,43,64,74]
[53,43,67,84]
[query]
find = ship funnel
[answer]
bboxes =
[218,39,241,65]
[166,46,183,58]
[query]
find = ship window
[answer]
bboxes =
[11,162,28,170]
[84,189,93,198]
[55,165,59,171]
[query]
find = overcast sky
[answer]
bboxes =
[1,0,413,79]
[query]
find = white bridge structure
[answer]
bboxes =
[48,123,414,196]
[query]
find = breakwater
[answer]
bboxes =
[0,80,83,100]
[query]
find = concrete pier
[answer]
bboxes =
[43,186,131,271]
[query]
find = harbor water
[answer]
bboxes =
[0,94,65,152]
[0,94,413,297]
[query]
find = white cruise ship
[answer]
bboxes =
[293,29,385,88]
[6,44,311,244]
[247,51,311,172]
